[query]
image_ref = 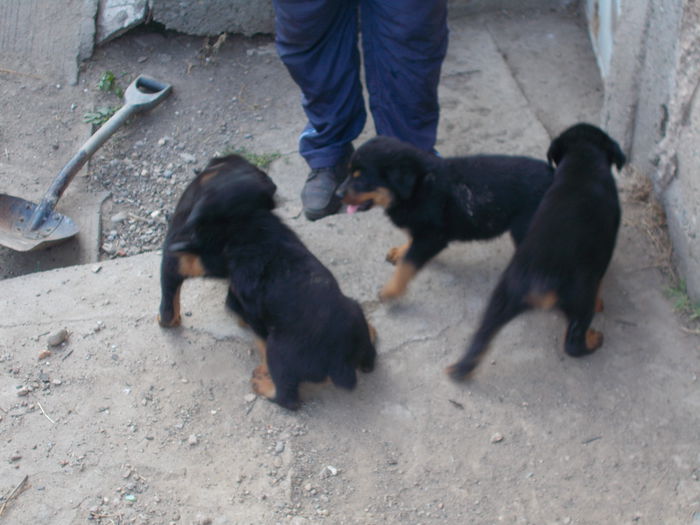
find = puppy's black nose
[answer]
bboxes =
[335,176,350,199]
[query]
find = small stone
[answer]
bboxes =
[38,350,52,361]
[490,432,504,444]
[47,329,68,347]
[274,441,285,455]
[320,465,338,478]
[188,434,198,446]
[110,212,128,223]
[16,387,30,397]
[92,265,102,273]
[244,393,256,403]
[179,153,196,164]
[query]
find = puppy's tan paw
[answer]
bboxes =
[585,329,603,351]
[385,247,402,265]
[157,313,181,328]
[379,282,405,302]
[252,363,269,379]
[251,371,276,399]
[385,242,410,265]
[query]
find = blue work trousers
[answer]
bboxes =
[273,0,449,169]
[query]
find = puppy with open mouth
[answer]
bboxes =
[338,135,555,301]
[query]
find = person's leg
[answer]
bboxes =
[273,0,365,219]
[273,0,365,168]
[360,0,448,153]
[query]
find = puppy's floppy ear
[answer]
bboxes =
[547,137,564,167]
[387,166,418,200]
[607,138,626,170]
[386,157,428,200]
[258,187,276,211]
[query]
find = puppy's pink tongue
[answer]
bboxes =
[346,205,360,215]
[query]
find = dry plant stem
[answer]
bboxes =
[37,401,55,424]
[0,67,42,79]
[0,475,29,517]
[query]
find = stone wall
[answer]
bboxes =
[149,0,274,38]
[97,0,576,43]
[598,0,700,301]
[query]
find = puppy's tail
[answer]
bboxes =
[447,278,526,381]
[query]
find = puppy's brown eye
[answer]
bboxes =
[352,170,361,178]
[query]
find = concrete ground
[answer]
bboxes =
[1,8,699,525]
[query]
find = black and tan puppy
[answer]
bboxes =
[447,123,625,380]
[158,155,277,327]
[167,167,377,410]
[338,136,554,300]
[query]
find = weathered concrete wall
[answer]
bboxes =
[97,0,579,42]
[448,0,578,16]
[597,0,700,302]
[655,3,700,301]
[583,0,622,79]
[149,0,274,37]
[97,0,148,43]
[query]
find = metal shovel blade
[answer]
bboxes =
[0,74,172,252]
[0,193,78,251]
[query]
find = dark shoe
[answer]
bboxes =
[301,163,349,221]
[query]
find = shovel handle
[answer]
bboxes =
[27,75,172,232]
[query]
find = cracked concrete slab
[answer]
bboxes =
[0,0,97,85]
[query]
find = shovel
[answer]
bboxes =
[0,74,172,251]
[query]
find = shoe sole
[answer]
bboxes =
[303,198,342,221]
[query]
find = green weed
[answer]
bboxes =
[83,71,127,126]
[665,280,700,321]
[97,71,124,98]
[225,148,282,168]
[83,106,119,126]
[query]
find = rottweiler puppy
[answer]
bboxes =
[338,136,554,301]
[167,165,377,410]
[158,155,277,327]
[447,123,625,380]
